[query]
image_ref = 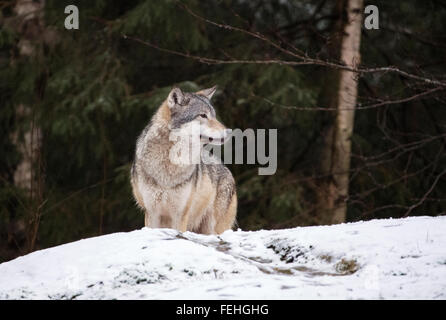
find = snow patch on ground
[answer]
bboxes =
[0,216,445,299]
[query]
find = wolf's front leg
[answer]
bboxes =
[145,210,185,232]
[144,211,150,227]
[196,213,217,235]
[178,213,189,233]
[148,213,173,229]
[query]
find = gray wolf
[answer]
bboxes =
[131,86,237,234]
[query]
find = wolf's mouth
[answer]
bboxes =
[200,134,225,144]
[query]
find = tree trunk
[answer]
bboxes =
[11,0,46,253]
[317,0,363,224]
[327,0,363,224]
[318,0,346,180]
[12,0,45,193]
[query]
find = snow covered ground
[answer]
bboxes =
[0,216,445,299]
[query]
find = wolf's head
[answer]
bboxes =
[167,86,231,145]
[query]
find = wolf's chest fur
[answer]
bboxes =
[138,165,217,231]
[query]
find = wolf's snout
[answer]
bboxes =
[199,121,232,145]
[200,134,226,144]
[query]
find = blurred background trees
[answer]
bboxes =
[1,0,445,262]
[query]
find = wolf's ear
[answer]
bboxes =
[196,85,217,100]
[167,87,185,108]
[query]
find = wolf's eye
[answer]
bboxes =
[199,114,208,119]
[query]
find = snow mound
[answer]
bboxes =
[0,216,445,299]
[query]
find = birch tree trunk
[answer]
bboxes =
[12,0,45,194]
[316,0,345,225]
[318,0,345,170]
[327,0,363,224]
[11,0,46,252]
